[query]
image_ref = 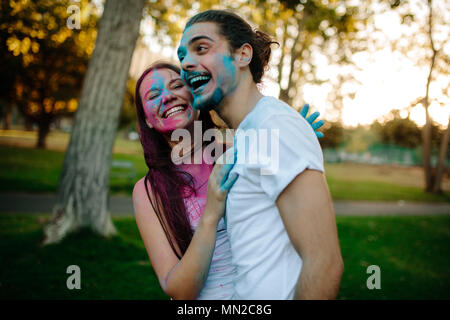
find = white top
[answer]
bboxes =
[225,96,324,299]
[179,145,236,300]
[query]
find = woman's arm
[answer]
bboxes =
[133,160,237,300]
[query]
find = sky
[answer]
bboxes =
[140,1,449,128]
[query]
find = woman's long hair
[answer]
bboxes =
[135,62,216,259]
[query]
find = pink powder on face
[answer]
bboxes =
[140,69,195,133]
[143,96,194,133]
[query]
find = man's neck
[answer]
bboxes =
[215,76,263,130]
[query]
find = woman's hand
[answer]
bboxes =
[204,148,238,222]
[300,104,325,138]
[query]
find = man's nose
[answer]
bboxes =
[180,52,196,73]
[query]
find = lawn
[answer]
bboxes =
[1,214,449,299]
[1,144,449,202]
[0,145,146,195]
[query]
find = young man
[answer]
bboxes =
[177,10,344,299]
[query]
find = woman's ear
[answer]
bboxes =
[237,43,253,67]
[145,119,154,129]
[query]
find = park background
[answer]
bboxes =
[0,0,449,299]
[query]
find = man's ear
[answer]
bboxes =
[236,43,253,67]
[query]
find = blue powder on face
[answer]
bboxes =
[191,55,237,111]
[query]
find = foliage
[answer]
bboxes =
[319,120,344,149]
[260,0,370,107]
[387,0,450,193]
[0,0,99,148]
[342,124,380,153]
[142,0,370,113]
[373,109,444,149]
[119,77,138,130]
[376,110,422,148]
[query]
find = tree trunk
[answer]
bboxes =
[2,104,12,130]
[279,88,291,104]
[422,101,433,191]
[42,0,146,245]
[422,0,437,193]
[432,117,450,193]
[36,119,50,149]
[24,117,33,131]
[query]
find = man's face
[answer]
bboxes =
[177,22,238,111]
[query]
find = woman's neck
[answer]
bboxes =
[165,122,202,164]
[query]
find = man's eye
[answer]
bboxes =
[197,45,207,53]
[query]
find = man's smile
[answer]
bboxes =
[183,71,212,92]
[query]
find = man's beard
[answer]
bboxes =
[192,86,224,111]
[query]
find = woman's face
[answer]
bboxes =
[139,68,198,133]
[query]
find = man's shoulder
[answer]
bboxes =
[241,96,301,130]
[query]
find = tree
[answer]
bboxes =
[378,110,422,148]
[139,0,370,114]
[0,0,98,148]
[42,0,146,244]
[119,78,138,131]
[343,124,379,153]
[319,121,344,149]
[254,0,370,108]
[390,0,450,193]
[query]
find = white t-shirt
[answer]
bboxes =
[225,96,324,299]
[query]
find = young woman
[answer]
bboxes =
[178,10,343,299]
[133,61,324,300]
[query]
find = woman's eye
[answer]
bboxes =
[148,92,159,100]
[170,80,184,89]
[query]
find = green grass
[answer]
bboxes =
[1,214,449,299]
[0,145,147,195]
[327,177,450,202]
[0,214,168,300]
[337,215,450,299]
[1,145,449,202]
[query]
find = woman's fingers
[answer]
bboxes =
[217,162,235,187]
[300,104,310,119]
[311,119,324,130]
[306,111,320,124]
[220,172,238,192]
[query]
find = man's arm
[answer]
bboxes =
[276,169,344,299]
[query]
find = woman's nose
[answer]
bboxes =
[161,89,176,105]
